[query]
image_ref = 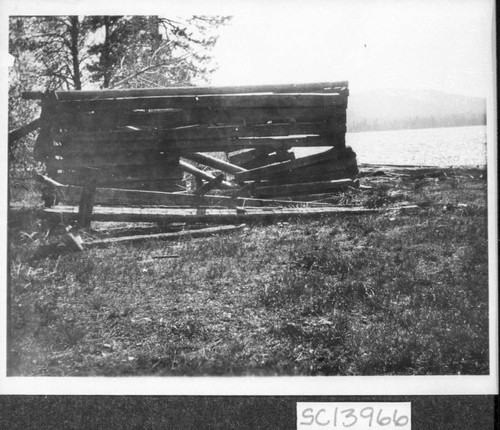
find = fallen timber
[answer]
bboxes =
[43,205,376,225]
[84,224,246,248]
[35,174,332,208]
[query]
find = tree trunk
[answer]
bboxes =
[103,17,112,88]
[69,16,82,90]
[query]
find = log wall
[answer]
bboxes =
[29,81,353,194]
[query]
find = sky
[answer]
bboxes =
[209,0,494,98]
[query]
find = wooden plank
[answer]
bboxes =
[183,152,246,175]
[52,107,346,131]
[239,150,296,170]
[44,183,331,208]
[53,109,189,131]
[43,204,376,225]
[23,82,349,100]
[55,122,345,145]
[99,180,185,192]
[53,135,342,156]
[253,179,358,198]
[8,118,41,144]
[54,94,347,113]
[77,167,98,228]
[49,151,179,168]
[47,163,184,182]
[182,106,346,126]
[85,224,247,248]
[235,148,339,181]
[179,160,237,189]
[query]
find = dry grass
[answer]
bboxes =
[7,168,489,376]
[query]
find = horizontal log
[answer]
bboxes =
[48,151,179,168]
[8,118,41,145]
[98,180,185,192]
[85,224,247,248]
[52,107,346,131]
[51,135,344,157]
[42,204,375,225]
[235,148,339,181]
[41,181,331,208]
[48,166,184,187]
[179,106,346,127]
[179,160,237,189]
[253,179,358,198]
[183,152,246,175]
[23,81,349,100]
[53,110,188,131]
[55,122,345,145]
[53,94,347,113]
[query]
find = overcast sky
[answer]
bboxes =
[209,0,494,98]
[1,0,494,98]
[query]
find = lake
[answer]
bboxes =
[295,125,487,167]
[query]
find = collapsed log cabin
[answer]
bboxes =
[21,81,359,226]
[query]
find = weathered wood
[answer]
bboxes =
[49,151,179,168]
[42,183,331,208]
[235,148,339,181]
[55,122,345,145]
[253,179,359,198]
[77,167,99,228]
[85,224,247,248]
[194,173,225,196]
[184,152,247,175]
[52,107,346,131]
[179,160,237,189]
[53,109,188,131]
[181,106,346,126]
[239,149,296,170]
[8,118,41,145]
[54,94,347,114]
[24,81,349,100]
[54,135,341,156]
[43,204,376,225]
[34,173,66,188]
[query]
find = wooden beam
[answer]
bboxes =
[54,135,342,156]
[8,118,41,145]
[43,204,376,225]
[77,167,99,229]
[55,122,345,144]
[52,107,346,131]
[179,160,237,189]
[48,151,179,168]
[23,81,349,100]
[47,163,184,183]
[184,152,247,175]
[84,224,247,248]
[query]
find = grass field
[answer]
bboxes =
[7,168,489,376]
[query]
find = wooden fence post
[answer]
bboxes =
[78,167,99,229]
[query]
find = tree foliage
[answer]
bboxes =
[8,15,231,175]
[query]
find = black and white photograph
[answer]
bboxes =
[2,0,497,407]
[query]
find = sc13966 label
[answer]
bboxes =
[297,402,411,430]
